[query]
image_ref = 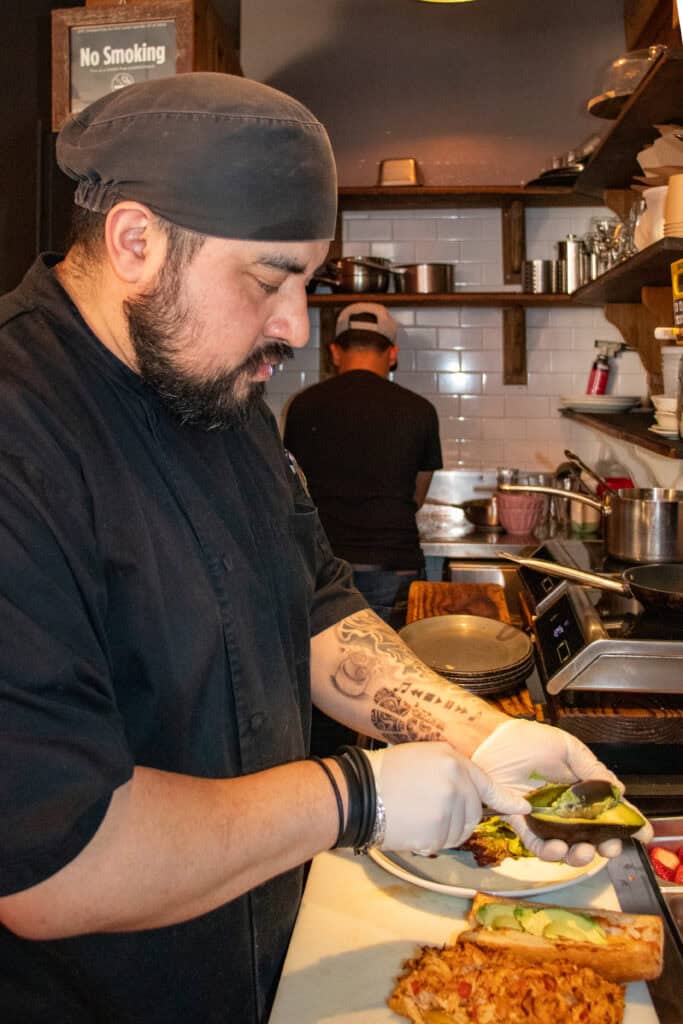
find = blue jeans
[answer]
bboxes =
[351,565,426,632]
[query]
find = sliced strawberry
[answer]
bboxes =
[677,846,683,864]
[649,846,680,882]
[674,864,683,886]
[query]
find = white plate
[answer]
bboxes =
[398,614,531,675]
[369,846,607,899]
[649,425,681,438]
[559,395,640,413]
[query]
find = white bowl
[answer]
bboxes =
[655,412,678,429]
[651,394,677,411]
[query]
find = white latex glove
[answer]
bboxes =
[365,741,530,854]
[472,720,653,866]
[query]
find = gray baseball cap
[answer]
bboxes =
[57,72,338,241]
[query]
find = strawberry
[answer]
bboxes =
[649,846,680,882]
[675,864,683,886]
[677,846,683,864]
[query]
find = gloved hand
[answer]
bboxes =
[472,719,653,866]
[364,742,530,854]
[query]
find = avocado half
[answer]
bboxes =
[524,780,646,844]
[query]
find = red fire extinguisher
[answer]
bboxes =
[586,350,610,395]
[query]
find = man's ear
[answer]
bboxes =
[329,343,342,368]
[104,202,165,285]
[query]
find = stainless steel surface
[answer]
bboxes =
[323,256,393,293]
[447,561,525,620]
[425,496,501,530]
[522,259,558,293]
[608,833,683,1024]
[501,483,683,564]
[392,262,456,294]
[557,234,589,293]
[421,534,538,558]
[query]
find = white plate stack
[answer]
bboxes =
[558,395,640,414]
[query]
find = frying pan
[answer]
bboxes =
[501,551,683,614]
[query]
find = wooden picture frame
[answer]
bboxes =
[51,1,193,131]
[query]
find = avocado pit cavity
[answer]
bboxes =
[524,780,646,844]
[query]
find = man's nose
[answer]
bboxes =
[268,284,311,349]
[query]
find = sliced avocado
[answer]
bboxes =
[476,903,523,930]
[542,909,607,945]
[514,907,552,936]
[525,781,646,843]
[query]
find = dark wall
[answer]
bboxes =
[0,1,81,294]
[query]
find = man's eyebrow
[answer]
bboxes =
[254,253,306,274]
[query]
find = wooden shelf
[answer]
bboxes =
[572,237,683,304]
[308,292,587,307]
[560,408,683,459]
[575,48,683,198]
[337,185,598,210]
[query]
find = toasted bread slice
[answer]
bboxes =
[457,892,663,983]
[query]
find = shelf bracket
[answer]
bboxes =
[503,306,527,385]
[501,198,525,285]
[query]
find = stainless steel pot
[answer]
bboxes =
[391,262,456,294]
[320,257,393,293]
[500,484,683,563]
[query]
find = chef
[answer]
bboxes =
[0,72,644,1023]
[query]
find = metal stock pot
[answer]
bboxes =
[500,484,683,563]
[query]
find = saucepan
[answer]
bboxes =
[391,262,456,294]
[499,484,683,563]
[500,552,683,614]
[311,257,393,294]
[424,496,502,531]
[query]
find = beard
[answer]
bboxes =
[124,260,294,430]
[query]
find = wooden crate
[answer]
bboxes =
[52,0,241,130]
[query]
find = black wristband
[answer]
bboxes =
[309,756,345,848]
[333,751,362,848]
[336,745,377,853]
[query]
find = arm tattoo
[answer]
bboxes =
[331,609,483,744]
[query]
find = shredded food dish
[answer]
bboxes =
[388,941,625,1024]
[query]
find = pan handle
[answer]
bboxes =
[498,483,605,513]
[499,552,628,594]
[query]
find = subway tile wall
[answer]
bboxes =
[266,206,648,474]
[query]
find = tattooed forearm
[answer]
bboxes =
[370,687,443,742]
[330,609,485,745]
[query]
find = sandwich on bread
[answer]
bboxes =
[457,892,663,983]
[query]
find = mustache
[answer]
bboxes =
[241,340,294,375]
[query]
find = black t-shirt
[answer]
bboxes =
[284,370,442,569]
[0,256,365,1023]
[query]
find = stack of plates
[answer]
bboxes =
[399,615,534,697]
[558,395,640,414]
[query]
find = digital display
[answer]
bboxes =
[518,545,565,607]
[534,593,586,678]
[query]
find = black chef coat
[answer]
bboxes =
[0,256,365,1023]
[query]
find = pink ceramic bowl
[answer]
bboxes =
[497,491,545,535]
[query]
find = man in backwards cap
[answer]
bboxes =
[0,74,640,1022]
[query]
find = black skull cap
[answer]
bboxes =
[57,72,338,241]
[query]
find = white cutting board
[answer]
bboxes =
[268,849,659,1024]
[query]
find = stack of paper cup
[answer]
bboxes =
[664,174,683,237]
